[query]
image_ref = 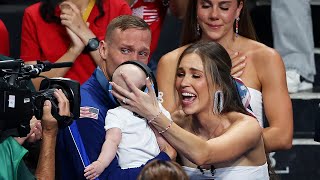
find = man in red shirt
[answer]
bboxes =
[20,0,131,89]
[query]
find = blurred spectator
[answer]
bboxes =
[20,0,131,90]
[125,0,187,74]
[272,0,316,93]
[0,19,9,56]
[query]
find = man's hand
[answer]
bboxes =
[42,89,70,135]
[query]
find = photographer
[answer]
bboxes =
[0,89,71,180]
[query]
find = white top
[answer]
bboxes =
[104,103,171,169]
[183,162,269,180]
[248,88,263,127]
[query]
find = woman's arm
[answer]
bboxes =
[110,73,262,166]
[21,6,85,90]
[156,51,181,113]
[149,113,262,165]
[257,48,293,152]
[60,1,101,65]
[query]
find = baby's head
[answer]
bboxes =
[112,63,147,92]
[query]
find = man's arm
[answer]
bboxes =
[35,89,71,179]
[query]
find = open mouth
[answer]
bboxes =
[181,92,196,105]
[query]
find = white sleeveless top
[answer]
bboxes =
[248,88,263,127]
[183,162,269,180]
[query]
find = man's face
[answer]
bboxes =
[99,28,151,79]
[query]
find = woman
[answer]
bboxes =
[157,0,292,152]
[110,41,269,179]
[20,0,131,89]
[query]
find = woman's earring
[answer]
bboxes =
[197,23,201,36]
[235,17,240,37]
[213,90,224,114]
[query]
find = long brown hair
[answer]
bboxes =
[177,41,250,115]
[181,0,257,46]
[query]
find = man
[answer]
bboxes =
[57,15,175,180]
[0,90,71,180]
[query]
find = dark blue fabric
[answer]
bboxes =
[56,68,170,180]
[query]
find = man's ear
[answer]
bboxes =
[99,40,108,61]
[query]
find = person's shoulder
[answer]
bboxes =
[226,111,261,131]
[24,2,41,13]
[244,38,281,62]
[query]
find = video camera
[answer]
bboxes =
[0,59,80,142]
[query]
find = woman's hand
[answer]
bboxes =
[230,52,247,78]
[110,72,160,121]
[60,1,96,45]
[66,26,85,56]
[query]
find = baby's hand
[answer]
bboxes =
[84,160,104,180]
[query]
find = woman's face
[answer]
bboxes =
[197,0,243,41]
[176,53,212,115]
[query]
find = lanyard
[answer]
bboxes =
[82,0,95,21]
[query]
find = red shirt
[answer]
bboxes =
[131,0,167,58]
[0,19,10,56]
[20,0,131,84]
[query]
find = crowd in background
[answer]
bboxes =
[0,0,317,179]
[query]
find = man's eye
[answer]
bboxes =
[139,51,149,57]
[121,48,130,54]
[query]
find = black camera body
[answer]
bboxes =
[0,59,80,142]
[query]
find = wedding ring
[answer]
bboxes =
[122,97,128,104]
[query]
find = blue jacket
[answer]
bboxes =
[56,68,170,180]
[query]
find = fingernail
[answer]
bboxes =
[240,56,246,60]
[44,100,50,106]
[146,77,150,80]
[234,52,239,56]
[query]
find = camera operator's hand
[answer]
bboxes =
[35,89,71,180]
[14,117,42,145]
[42,89,70,134]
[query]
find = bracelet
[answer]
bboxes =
[148,110,162,124]
[159,119,173,134]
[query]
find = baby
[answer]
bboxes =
[84,62,171,180]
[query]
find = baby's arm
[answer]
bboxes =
[84,128,122,180]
